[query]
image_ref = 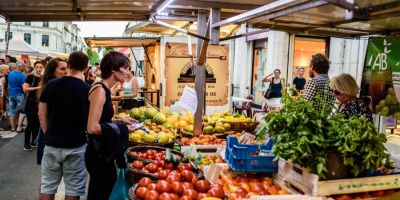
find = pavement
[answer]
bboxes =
[0,130,87,200]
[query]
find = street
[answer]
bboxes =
[0,131,87,200]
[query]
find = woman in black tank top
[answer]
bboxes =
[86,52,137,200]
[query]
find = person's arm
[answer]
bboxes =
[262,73,274,82]
[38,102,48,133]
[87,85,106,135]
[23,75,40,92]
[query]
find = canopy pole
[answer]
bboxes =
[193,11,210,136]
[5,20,11,55]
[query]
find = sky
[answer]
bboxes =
[73,21,129,38]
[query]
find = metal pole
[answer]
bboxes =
[5,21,11,55]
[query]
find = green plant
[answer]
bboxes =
[259,95,391,179]
[85,47,100,65]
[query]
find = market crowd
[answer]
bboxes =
[0,51,372,200]
[0,51,141,200]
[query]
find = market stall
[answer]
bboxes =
[3,1,400,200]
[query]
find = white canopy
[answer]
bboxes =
[0,37,48,57]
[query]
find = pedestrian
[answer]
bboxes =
[38,52,90,200]
[303,53,336,110]
[24,65,33,76]
[7,61,26,132]
[117,68,139,112]
[36,58,67,165]
[86,51,136,200]
[0,64,9,121]
[293,67,306,91]
[84,66,95,85]
[22,61,43,151]
[262,69,283,108]
[0,59,5,65]
[331,73,373,121]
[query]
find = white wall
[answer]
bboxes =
[329,37,369,86]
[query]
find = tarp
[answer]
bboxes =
[0,37,48,57]
[42,50,69,59]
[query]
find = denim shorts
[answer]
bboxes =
[41,144,87,196]
[7,94,24,116]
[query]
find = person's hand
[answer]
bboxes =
[269,72,274,76]
[127,124,139,132]
[113,117,137,126]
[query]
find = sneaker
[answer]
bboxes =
[23,146,33,151]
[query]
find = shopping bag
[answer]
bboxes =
[108,168,129,200]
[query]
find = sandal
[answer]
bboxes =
[11,129,16,132]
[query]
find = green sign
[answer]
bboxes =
[360,37,400,118]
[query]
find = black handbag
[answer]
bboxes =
[0,116,10,130]
[264,77,274,99]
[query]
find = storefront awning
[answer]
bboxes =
[1,0,400,39]
[84,37,160,48]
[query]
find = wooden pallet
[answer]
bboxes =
[276,159,400,196]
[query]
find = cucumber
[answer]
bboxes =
[165,148,172,163]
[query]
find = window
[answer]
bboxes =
[42,35,49,47]
[4,31,12,41]
[24,33,31,44]
[43,21,49,27]
[25,21,31,26]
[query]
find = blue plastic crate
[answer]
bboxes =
[225,136,277,172]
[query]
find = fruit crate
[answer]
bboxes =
[225,121,259,133]
[276,159,400,197]
[225,136,277,172]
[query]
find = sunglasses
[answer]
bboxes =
[333,89,341,95]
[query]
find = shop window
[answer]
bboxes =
[4,31,12,41]
[42,35,49,47]
[24,33,31,44]
[43,21,49,27]
[292,37,327,82]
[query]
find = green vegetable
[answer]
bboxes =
[259,94,392,179]
[165,148,172,163]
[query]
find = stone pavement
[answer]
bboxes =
[0,131,87,200]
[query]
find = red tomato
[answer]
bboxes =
[191,174,199,185]
[142,153,149,159]
[197,193,210,200]
[208,186,224,198]
[159,192,174,200]
[180,196,192,200]
[145,190,159,200]
[156,180,171,193]
[195,180,211,193]
[167,174,182,183]
[157,160,165,167]
[182,182,194,190]
[164,162,174,170]
[181,170,194,182]
[138,177,152,187]
[183,189,198,200]
[148,150,155,156]
[135,187,148,199]
[186,163,194,171]
[170,181,184,196]
[159,170,169,180]
[132,160,144,170]
[147,183,157,190]
[147,163,158,173]
[170,193,179,200]
[148,155,155,160]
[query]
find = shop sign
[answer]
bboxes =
[360,37,400,118]
[164,42,229,107]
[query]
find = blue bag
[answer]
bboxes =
[108,168,129,200]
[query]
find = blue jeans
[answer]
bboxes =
[8,94,24,116]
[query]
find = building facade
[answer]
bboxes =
[0,20,85,55]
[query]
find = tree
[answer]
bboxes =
[103,47,115,55]
[85,47,100,66]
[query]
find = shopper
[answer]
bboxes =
[25,65,33,76]
[36,58,67,165]
[86,51,136,200]
[303,53,335,110]
[22,61,43,151]
[118,69,139,112]
[331,73,373,121]
[0,64,9,119]
[262,69,283,107]
[38,52,90,200]
[7,61,26,132]
[293,67,306,91]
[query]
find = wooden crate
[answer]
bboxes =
[276,159,400,197]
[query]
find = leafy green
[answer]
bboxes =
[258,95,391,179]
